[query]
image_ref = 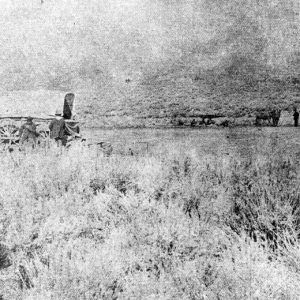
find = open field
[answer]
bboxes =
[82,126,300,159]
[0,139,300,299]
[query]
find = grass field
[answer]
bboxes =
[0,142,299,299]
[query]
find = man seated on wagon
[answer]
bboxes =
[49,109,68,146]
[19,116,38,147]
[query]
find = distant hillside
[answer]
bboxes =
[83,63,299,127]
[0,79,298,128]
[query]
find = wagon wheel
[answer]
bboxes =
[0,124,19,147]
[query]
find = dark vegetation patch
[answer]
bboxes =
[227,155,300,251]
[90,172,140,195]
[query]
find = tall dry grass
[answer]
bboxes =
[0,143,299,299]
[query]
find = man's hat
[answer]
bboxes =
[55,109,62,116]
[27,116,33,121]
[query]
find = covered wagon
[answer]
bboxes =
[0,93,81,149]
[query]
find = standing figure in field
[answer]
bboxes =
[49,109,67,146]
[293,108,299,127]
[19,116,38,148]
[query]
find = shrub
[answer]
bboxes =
[0,145,299,299]
[228,154,300,251]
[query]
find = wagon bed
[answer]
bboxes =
[0,116,80,148]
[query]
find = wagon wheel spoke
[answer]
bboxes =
[0,124,19,145]
[0,127,11,136]
[38,130,50,139]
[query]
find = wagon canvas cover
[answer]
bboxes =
[0,90,67,119]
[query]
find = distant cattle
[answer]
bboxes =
[204,118,215,126]
[190,119,196,127]
[215,117,231,127]
[177,120,185,126]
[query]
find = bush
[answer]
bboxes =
[228,155,300,251]
[0,145,299,299]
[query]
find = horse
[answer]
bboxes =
[255,112,272,126]
[255,109,281,127]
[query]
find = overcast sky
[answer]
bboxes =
[0,0,299,91]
